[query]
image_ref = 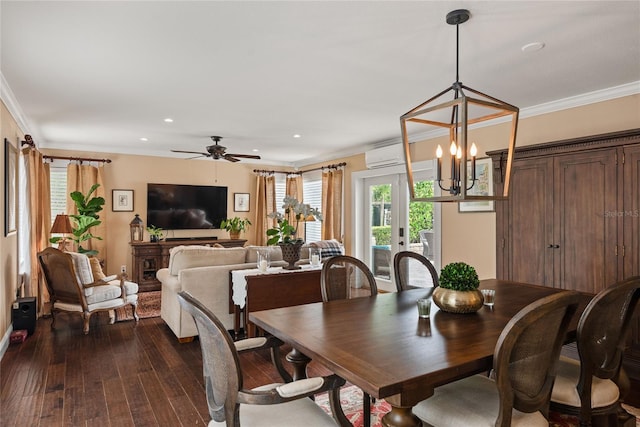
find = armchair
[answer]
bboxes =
[37,247,139,334]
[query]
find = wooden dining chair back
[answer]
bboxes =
[413,291,580,427]
[550,276,640,426]
[177,290,348,426]
[393,251,439,292]
[321,255,377,301]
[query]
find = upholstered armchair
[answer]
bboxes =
[38,247,139,334]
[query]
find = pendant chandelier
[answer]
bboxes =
[400,9,519,202]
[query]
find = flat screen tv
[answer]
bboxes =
[147,183,227,230]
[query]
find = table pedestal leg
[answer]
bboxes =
[382,405,421,427]
[285,347,311,381]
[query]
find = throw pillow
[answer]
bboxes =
[89,257,106,280]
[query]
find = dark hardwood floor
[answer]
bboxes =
[0,313,330,426]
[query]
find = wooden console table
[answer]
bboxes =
[130,238,247,292]
[230,266,323,338]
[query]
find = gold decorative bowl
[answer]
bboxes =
[432,287,484,313]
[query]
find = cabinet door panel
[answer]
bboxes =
[504,158,554,285]
[623,144,640,277]
[554,149,618,293]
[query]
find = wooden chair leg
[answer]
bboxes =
[131,303,139,321]
[363,391,371,427]
[83,312,91,335]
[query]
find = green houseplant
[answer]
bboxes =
[220,217,252,239]
[433,262,483,313]
[50,183,105,256]
[146,224,164,242]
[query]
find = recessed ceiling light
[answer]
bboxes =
[293,134,301,138]
[521,42,545,53]
[164,118,174,123]
[252,149,259,152]
[140,137,148,142]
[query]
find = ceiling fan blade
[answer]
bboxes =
[226,153,261,160]
[171,149,210,156]
[223,155,241,162]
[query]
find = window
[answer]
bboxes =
[50,166,67,224]
[303,171,322,242]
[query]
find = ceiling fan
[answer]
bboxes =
[171,136,261,162]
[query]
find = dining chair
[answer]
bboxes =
[177,290,350,427]
[321,255,377,301]
[550,276,640,427]
[393,251,439,292]
[321,255,377,427]
[38,247,139,334]
[412,291,580,427]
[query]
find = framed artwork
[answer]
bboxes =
[459,157,495,213]
[112,189,134,212]
[234,193,250,212]
[4,138,18,235]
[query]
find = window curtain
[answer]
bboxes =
[254,173,275,245]
[321,168,343,241]
[66,163,107,266]
[21,147,51,316]
[285,174,305,238]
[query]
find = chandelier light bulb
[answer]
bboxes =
[450,141,457,156]
[436,145,443,158]
[470,143,477,157]
[456,146,462,159]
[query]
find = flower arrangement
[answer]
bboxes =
[266,196,322,245]
[439,262,480,291]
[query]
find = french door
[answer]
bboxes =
[358,165,439,292]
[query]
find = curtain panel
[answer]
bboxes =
[321,168,343,241]
[254,174,275,245]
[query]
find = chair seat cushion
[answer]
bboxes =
[412,374,548,427]
[207,383,336,426]
[550,356,620,408]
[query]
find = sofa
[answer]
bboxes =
[158,240,345,341]
[157,244,287,341]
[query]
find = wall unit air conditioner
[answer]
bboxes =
[365,144,405,169]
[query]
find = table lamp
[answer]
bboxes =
[51,214,73,251]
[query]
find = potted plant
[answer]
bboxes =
[220,217,252,239]
[432,262,483,313]
[50,183,105,256]
[146,224,164,242]
[266,196,321,269]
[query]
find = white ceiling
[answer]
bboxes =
[2,1,639,167]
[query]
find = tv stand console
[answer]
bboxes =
[130,239,247,292]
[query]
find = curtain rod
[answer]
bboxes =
[21,135,112,163]
[43,155,112,164]
[254,162,346,175]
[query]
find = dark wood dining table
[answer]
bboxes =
[250,279,592,427]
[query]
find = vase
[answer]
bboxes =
[229,231,240,240]
[279,241,304,270]
[432,287,484,314]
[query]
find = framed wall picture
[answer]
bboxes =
[112,189,134,212]
[4,138,18,235]
[459,157,495,213]
[234,193,250,212]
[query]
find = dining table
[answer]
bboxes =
[249,279,592,427]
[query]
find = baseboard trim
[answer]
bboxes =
[0,324,13,361]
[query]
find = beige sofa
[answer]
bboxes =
[157,244,286,341]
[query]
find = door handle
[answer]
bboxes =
[399,241,404,246]
[547,244,560,249]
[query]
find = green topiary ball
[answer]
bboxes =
[439,262,480,291]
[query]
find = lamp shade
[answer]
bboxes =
[51,214,73,234]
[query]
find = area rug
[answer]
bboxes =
[115,291,161,321]
[314,385,622,427]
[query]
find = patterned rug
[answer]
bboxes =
[115,291,161,321]
[315,385,639,427]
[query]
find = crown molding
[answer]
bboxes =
[0,71,33,137]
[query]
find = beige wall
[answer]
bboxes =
[1,100,24,340]
[39,150,259,275]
